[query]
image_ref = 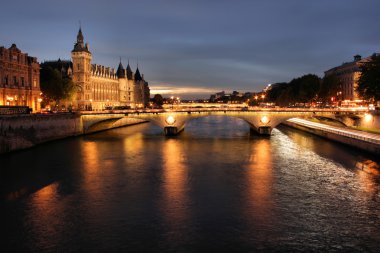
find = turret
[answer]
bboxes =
[126,60,133,79]
[77,28,84,44]
[117,60,126,78]
[72,27,90,53]
[135,67,142,81]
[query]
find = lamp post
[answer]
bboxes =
[89,99,93,111]
[170,96,174,109]
[337,91,342,106]
[37,98,42,113]
[254,95,258,106]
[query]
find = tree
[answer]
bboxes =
[357,54,380,104]
[266,83,289,106]
[319,75,341,104]
[62,78,77,102]
[40,67,78,105]
[277,74,320,105]
[152,94,164,108]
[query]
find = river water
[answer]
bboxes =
[1,116,380,252]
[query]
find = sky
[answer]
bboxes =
[1,0,379,99]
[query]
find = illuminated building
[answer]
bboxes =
[0,44,41,111]
[43,27,150,110]
[324,55,372,101]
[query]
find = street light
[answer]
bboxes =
[166,115,176,125]
[89,99,93,111]
[337,91,342,106]
[37,97,42,112]
[260,115,270,124]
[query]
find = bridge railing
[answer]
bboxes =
[78,106,369,115]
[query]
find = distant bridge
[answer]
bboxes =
[80,108,369,136]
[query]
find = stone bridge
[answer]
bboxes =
[81,108,369,136]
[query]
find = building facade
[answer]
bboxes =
[0,44,41,111]
[43,28,150,110]
[324,55,371,101]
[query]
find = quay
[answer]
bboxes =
[283,118,380,155]
[0,113,147,154]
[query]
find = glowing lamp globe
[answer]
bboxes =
[166,116,176,125]
[260,116,270,124]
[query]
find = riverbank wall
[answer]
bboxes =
[282,120,380,155]
[0,114,146,154]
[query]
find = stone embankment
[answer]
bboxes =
[283,118,380,155]
[0,113,146,154]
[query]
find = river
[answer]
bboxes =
[1,116,380,252]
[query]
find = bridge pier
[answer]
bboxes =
[257,126,272,135]
[250,126,272,136]
[164,126,184,136]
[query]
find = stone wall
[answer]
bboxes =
[0,113,147,154]
[0,114,82,154]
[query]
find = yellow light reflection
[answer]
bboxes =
[245,139,273,224]
[161,139,189,225]
[80,141,105,202]
[81,141,100,176]
[28,182,60,241]
[32,183,59,210]
[356,160,379,195]
[123,132,144,156]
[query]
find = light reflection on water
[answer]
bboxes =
[1,116,380,252]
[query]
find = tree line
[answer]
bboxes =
[267,54,380,106]
[266,74,340,106]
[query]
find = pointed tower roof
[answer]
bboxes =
[77,27,84,43]
[126,60,133,79]
[72,27,90,53]
[135,67,142,81]
[116,60,126,78]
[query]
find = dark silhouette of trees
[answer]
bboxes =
[40,67,77,104]
[357,54,380,104]
[151,94,164,108]
[319,75,341,103]
[266,74,321,106]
